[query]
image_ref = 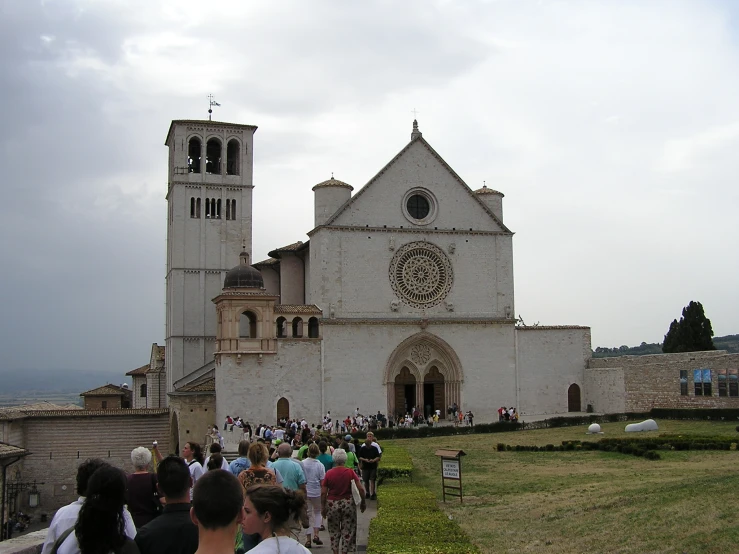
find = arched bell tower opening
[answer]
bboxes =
[385,332,463,420]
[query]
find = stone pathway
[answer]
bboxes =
[299,497,377,552]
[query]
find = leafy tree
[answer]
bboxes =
[662,301,715,353]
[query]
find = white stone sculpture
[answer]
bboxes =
[587,423,602,434]
[624,419,659,433]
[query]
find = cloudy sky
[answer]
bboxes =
[1,0,738,373]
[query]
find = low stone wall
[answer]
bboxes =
[0,530,45,554]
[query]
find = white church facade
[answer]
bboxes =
[163,118,592,447]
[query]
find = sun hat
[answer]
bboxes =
[345,434,352,440]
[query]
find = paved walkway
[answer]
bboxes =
[298,497,377,552]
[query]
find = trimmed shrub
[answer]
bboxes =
[367,482,480,553]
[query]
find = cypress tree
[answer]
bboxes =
[662,301,715,353]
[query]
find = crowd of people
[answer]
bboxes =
[41,418,384,554]
[498,406,519,422]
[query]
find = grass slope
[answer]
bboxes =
[388,421,739,554]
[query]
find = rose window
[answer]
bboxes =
[389,242,453,308]
[410,343,431,365]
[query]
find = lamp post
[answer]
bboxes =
[2,468,45,539]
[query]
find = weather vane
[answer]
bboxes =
[208,94,221,121]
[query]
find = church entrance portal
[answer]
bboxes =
[394,367,416,416]
[568,384,581,412]
[277,397,290,421]
[423,366,445,417]
[385,333,462,420]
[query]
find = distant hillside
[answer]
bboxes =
[0,368,130,392]
[593,334,739,358]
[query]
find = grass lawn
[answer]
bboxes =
[386,420,739,554]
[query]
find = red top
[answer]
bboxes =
[322,466,359,501]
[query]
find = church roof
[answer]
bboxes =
[80,384,131,397]
[515,325,591,330]
[268,241,308,259]
[126,364,150,376]
[274,305,322,315]
[0,442,29,460]
[253,257,279,267]
[321,121,512,233]
[312,178,354,191]
[224,252,264,289]
[165,120,257,145]
[0,408,167,421]
[179,377,216,393]
[474,185,504,196]
[0,402,82,421]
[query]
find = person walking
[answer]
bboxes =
[52,466,138,554]
[135,456,198,554]
[243,485,310,553]
[358,435,381,500]
[301,444,326,548]
[321,449,366,554]
[127,447,161,528]
[181,442,204,499]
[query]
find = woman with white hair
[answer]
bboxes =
[127,446,161,528]
[321,448,366,554]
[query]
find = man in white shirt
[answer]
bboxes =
[41,459,136,554]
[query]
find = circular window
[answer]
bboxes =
[389,242,453,309]
[407,194,430,220]
[402,188,437,226]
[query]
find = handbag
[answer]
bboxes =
[350,478,362,505]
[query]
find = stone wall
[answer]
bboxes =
[587,350,739,412]
[82,396,124,410]
[169,393,216,453]
[516,326,591,415]
[7,411,168,518]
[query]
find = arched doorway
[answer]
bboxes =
[170,411,180,457]
[423,366,445,418]
[394,367,416,418]
[385,333,463,420]
[568,384,581,412]
[277,397,290,421]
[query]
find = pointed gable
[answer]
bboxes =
[324,134,511,234]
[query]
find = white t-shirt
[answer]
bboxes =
[301,458,326,498]
[249,536,310,553]
[188,459,204,499]
[204,455,230,471]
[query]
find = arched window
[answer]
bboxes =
[206,138,222,175]
[292,317,303,338]
[190,197,195,218]
[276,317,287,338]
[226,139,240,175]
[239,311,258,338]
[231,199,236,220]
[140,383,147,398]
[188,137,201,173]
[216,198,222,219]
[308,317,319,338]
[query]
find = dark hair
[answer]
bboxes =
[340,441,350,451]
[74,466,127,554]
[157,456,191,499]
[207,453,224,471]
[186,442,205,465]
[245,485,306,532]
[193,470,243,530]
[209,443,222,454]
[318,440,328,454]
[238,440,250,456]
[76,459,110,496]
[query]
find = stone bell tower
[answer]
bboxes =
[164,119,258,396]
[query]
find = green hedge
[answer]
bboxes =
[377,443,413,482]
[367,482,480,554]
[494,436,737,461]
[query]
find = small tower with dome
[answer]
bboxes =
[312,176,353,227]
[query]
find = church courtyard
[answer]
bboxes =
[385,420,739,554]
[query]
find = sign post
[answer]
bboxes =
[435,449,466,503]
